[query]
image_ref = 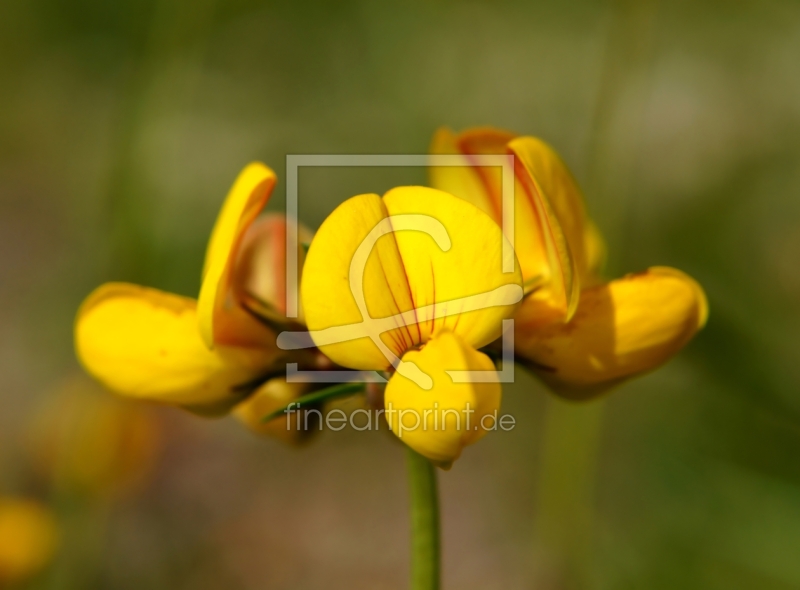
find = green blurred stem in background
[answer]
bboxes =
[534,1,661,586]
[406,447,440,590]
[535,398,605,587]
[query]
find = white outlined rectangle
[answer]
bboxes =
[283,153,516,384]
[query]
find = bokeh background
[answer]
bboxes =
[2,0,800,588]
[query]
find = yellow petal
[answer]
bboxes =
[301,187,523,372]
[508,136,605,282]
[233,213,313,326]
[384,330,501,466]
[429,126,515,222]
[583,220,607,285]
[75,283,278,413]
[301,193,418,370]
[430,128,589,325]
[515,267,708,398]
[198,162,277,349]
[0,498,58,584]
[508,137,580,325]
[233,377,319,445]
[383,186,522,348]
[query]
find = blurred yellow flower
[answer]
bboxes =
[29,374,160,497]
[301,186,523,466]
[233,377,321,444]
[431,127,708,398]
[0,498,58,585]
[75,164,310,416]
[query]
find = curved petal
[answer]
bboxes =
[0,498,58,584]
[75,283,278,413]
[233,213,313,326]
[429,126,515,222]
[384,330,501,467]
[301,193,418,370]
[233,377,320,444]
[515,267,709,399]
[508,137,580,325]
[198,162,277,349]
[383,186,522,348]
[430,128,591,325]
[301,187,523,371]
[508,136,605,282]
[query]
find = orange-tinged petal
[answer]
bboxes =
[301,187,523,373]
[0,498,58,584]
[233,213,313,326]
[75,283,278,413]
[509,137,580,324]
[233,377,320,444]
[198,162,277,349]
[430,128,589,325]
[508,136,605,283]
[429,126,515,222]
[515,267,708,399]
[384,330,501,467]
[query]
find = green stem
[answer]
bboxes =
[261,382,365,423]
[406,446,440,590]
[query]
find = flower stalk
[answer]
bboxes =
[406,447,440,590]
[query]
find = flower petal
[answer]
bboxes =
[384,330,501,467]
[515,267,708,398]
[75,283,278,413]
[508,136,605,282]
[383,186,522,349]
[233,377,320,444]
[301,187,523,371]
[430,128,589,326]
[429,126,515,222]
[508,137,580,326]
[233,213,313,326]
[301,193,419,370]
[198,162,277,349]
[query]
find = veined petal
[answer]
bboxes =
[301,193,419,370]
[508,136,605,282]
[75,283,278,413]
[383,186,522,348]
[430,128,592,325]
[515,267,708,399]
[429,126,515,222]
[234,214,313,326]
[509,137,580,325]
[233,377,319,444]
[301,187,523,372]
[384,330,501,467]
[198,163,277,349]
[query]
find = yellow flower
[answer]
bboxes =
[29,374,161,497]
[431,127,708,398]
[233,377,321,444]
[0,498,58,585]
[301,186,523,466]
[75,163,307,415]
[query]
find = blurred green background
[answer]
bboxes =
[2,0,800,588]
